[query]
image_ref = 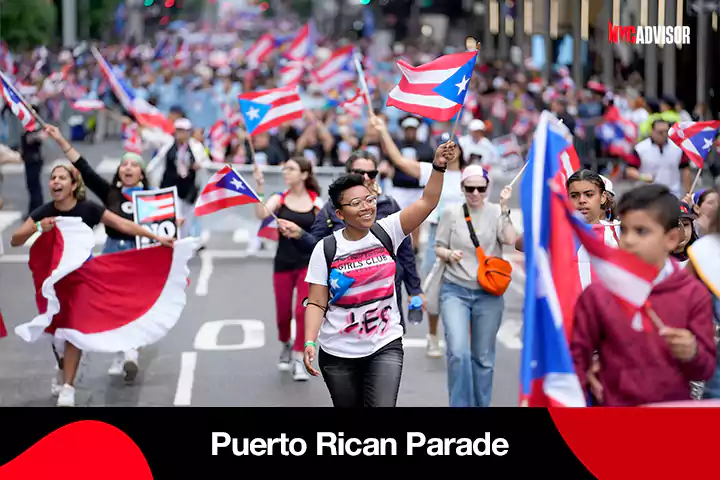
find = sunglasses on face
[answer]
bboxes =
[350,169,379,180]
[464,185,488,194]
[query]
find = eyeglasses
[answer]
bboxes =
[464,185,488,194]
[350,169,379,180]
[341,195,378,208]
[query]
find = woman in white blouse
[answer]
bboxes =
[434,165,517,407]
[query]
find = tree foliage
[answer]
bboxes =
[0,0,57,50]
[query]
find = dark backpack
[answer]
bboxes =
[323,223,396,283]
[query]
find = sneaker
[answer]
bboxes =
[108,352,124,376]
[123,349,140,384]
[292,359,309,381]
[278,342,292,371]
[51,367,63,396]
[56,384,75,407]
[426,334,444,358]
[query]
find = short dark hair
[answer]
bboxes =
[617,184,680,231]
[651,119,669,131]
[346,150,379,172]
[328,174,368,209]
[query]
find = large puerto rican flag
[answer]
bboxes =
[15,218,196,353]
[238,85,304,136]
[519,110,586,408]
[386,50,478,122]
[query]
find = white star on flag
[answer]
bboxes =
[230,178,243,190]
[246,107,260,120]
[703,138,713,150]
[455,75,469,96]
[330,278,340,289]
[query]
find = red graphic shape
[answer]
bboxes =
[550,406,720,479]
[0,420,153,479]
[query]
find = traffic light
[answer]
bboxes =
[144,0,153,6]
[164,0,174,7]
[360,0,370,4]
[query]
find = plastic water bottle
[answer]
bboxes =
[408,295,424,325]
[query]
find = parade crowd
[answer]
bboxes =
[2,16,720,408]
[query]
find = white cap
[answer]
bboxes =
[468,119,486,131]
[600,175,615,196]
[174,118,192,130]
[401,117,421,129]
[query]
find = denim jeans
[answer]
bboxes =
[439,280,505,407]
[318,338,404,407]
[421,222,438,277]
[102,238,136,254]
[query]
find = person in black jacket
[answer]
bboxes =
[277,150,424,329]
[43,123,173,385]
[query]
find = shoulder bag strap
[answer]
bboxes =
[463,203,487,263]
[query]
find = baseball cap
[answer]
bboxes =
[469,119,486,132]
[401,116,421,129]
[599,174,615,196]
[174,118,192,130]
[680,202,697,220]
[461,164,489,184]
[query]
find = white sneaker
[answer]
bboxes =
[123,349,139,384]
[108,352,124,376]
[278,342,292,371]
[426,334,444,358]
[292,360,309,381]
[51,367,63,396]
[56,384,75,407]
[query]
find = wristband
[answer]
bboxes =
[432,162,446,173]
[35,221,42,233]
[304,341,317,349]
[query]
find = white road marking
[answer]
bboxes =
[497,319,523,350]
[193,319,266,351]
[403,338,430,348]
[0,211,21,233]
[195,251,213,296]
[97,157,121,174]
[232,228,249,244]
[173,351,197,406]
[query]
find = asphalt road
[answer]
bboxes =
[0,140,525,407]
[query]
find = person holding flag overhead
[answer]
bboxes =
[301,139,456,407]
[252,157,323,380]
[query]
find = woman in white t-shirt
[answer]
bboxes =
[303,141,455,407]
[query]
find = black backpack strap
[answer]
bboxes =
[370,223,396,262]
[323,233,337,282]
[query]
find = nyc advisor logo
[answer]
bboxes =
[608,21,690,45]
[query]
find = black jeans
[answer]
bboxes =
[24,160,43,214]
[318,338,404,407]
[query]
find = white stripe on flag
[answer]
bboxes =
[386,89,457,109]
[253,89,298,104]
[344,277,395,296]
[589,255,653,307]
[259,100,304,125]
[397,63,459,84]
[316,54,351,79]
[148,197,175,208]
[149,206,175,218]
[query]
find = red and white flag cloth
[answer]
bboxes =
[0,71,37,132]
[0,310,6,338]
[245,33,276,70]
[310,45,355,92]
[15,217,196,353]
[71,98,105,112]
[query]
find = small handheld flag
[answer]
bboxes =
[238,85,304,137]
[257,215,279,242]
[386,51,478,122]
[0,70,41,131]
[194,165,262,217]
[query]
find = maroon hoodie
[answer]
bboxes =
[571,261,717,406]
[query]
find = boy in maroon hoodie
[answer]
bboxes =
[571,184,717,406]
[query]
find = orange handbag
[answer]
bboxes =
[463,204,512,296]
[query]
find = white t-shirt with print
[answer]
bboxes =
[305,212,407,358]
[418,161,463,224]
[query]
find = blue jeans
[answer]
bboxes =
[439,280,505,407]
[102,238,136,254]
[421,222,438,277]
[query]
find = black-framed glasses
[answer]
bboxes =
[464,185,488,194]
[341,195,378,208]
[350,169,379,180]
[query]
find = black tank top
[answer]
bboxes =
[274,203,317,272]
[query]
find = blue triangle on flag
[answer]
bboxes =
[432,55,477,105]
[329,268,355,303]
[688,129,716,158]
[215,168,258,200]
[238,99,272,135]
[136,197,157,222]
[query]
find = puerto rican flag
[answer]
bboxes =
[595,105,638,162]
[71,98,105,112]
[335,88,366,118]
[135,192,176,223]
[238,85,304,137]
[246,33,276,69]
[279,60,306,87]
[311,45,356,92]
[122,123,143,154]
[92,47,174,134]
[520,110,586,408]
[0,71,37,132]
[669,120,720,169]
[195,165,262,217]
[257,215,279,241]
[285,21,315,61]
[386,50,478,122]
[207,120,232,162]
[15,217,195,353]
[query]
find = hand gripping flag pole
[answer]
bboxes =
[0,70,47,129]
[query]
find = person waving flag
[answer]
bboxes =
[386,50,478,122]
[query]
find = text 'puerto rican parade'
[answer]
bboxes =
[211,432,509,456]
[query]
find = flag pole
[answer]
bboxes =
[243,134,279,222]
[449,41,480,142]
[689,168,703,195]
[353,53,375,117]
[0,70,47,129]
